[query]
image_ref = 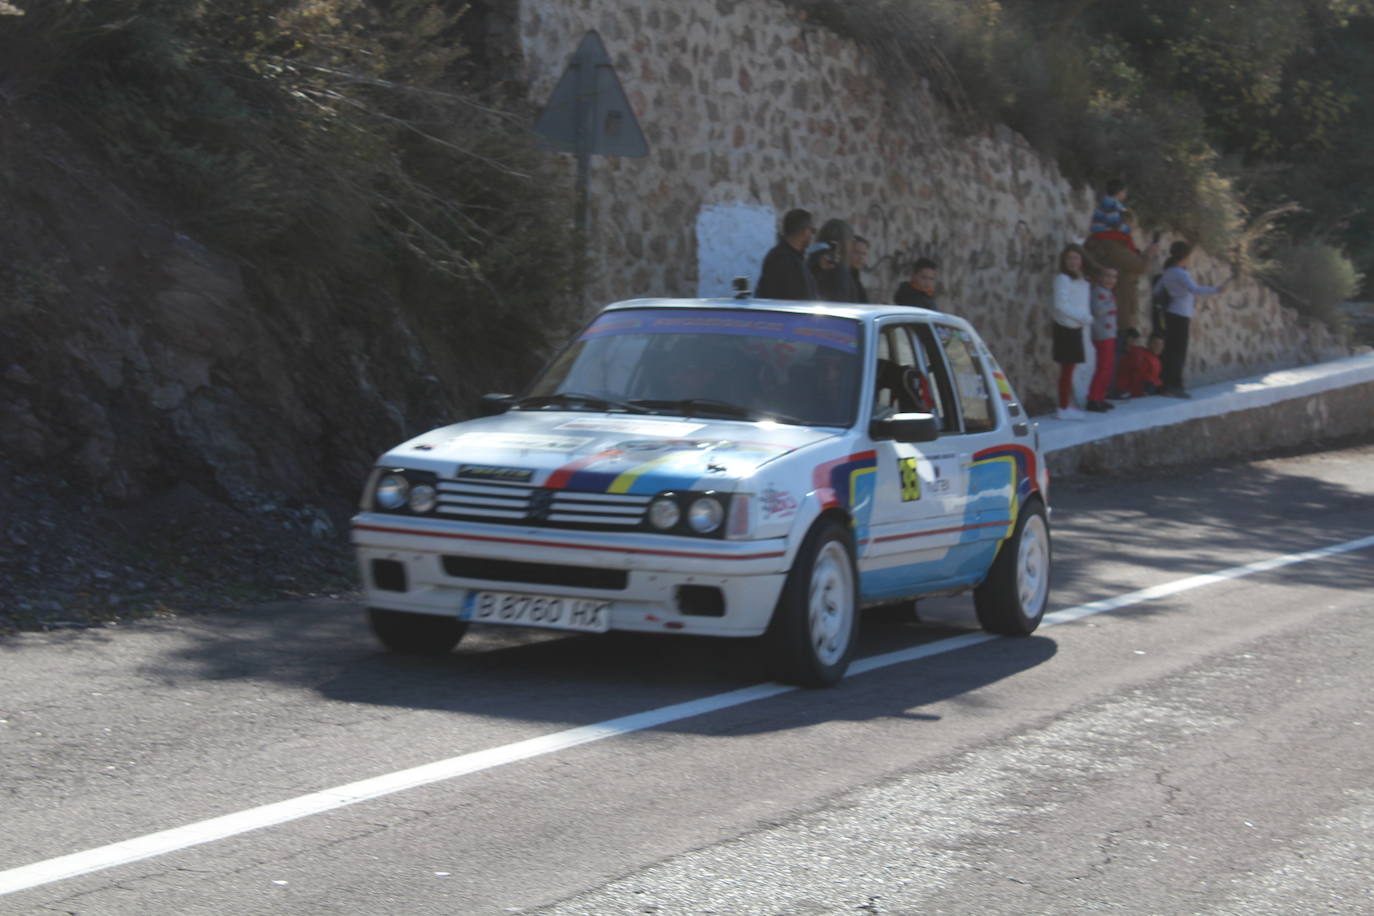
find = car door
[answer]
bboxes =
[859,319,970,601]
[922,321,1018,575]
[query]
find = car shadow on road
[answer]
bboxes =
[308,611,1058,736]
[130,587,1059,736]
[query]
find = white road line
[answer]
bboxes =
[4,532,1373,897]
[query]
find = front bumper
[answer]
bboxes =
[350,513,792,637]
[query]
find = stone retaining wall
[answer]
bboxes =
[517,0,1350,412]
[1046,381,1374,478]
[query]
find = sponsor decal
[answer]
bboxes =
[456,464,534,483]
[899,457,921,502]
[616,438,725,452]
[577,308,860,353]
[554,417,704,436]
[451,432,591,452]
[761,486,798,518]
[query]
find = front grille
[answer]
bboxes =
[442,556,627,590]
[435,479,651,531]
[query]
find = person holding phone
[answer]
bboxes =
[1155,241,1230,398]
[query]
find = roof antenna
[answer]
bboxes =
[732,276,752,299]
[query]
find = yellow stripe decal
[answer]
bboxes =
[607,454,680,494]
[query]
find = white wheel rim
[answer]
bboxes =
[809,540,855,666]
[1017,514,1050,617]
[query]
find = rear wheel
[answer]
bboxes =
[973,499,1051,635]
[763,520,858,687]
[368,608,468,655]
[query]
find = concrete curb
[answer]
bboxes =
[1037,352,1374,476]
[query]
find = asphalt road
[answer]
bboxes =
[2,443,1373,915]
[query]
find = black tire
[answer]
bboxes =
[973,499,1051,636]
[763,519,859,687]
[368,608,467,655]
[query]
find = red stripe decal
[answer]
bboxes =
[872,520,1011,544]
[972,443,1039,494]
[812,450,877,490]
[352,523,786,561]
[545,448,623,490]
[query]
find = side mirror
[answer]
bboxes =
[869,412,939,443]
[478,393,516,417]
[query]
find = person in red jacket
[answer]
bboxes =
[1116,329,1164,397]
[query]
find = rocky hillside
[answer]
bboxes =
[0,1,578,630]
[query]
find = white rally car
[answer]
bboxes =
[352,298,1051,686]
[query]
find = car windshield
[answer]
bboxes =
[524,307,863,427]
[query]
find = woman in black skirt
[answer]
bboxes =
[1051,244,1093,420]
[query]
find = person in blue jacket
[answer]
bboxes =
[1154,241,1230,398]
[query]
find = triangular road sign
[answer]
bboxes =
[534,30,648,158]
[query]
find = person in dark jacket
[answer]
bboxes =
[810,218,862,302]
[893,258,939,310]
[755,208,818,301]
[808,242,846,301]
[848,235,871,303]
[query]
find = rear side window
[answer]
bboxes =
[936,326,997,433]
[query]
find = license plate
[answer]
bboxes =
[460,590,610,633]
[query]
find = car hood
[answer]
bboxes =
[380,411,840,494]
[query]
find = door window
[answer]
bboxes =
[909,323,959,432]
[873,324,945,420]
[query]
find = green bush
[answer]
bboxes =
[1262,241,1363,326]
[785,0,1374,283]
[785,0,1244,254]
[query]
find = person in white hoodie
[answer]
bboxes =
[1051,244,1094,420]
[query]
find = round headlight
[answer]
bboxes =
[647,496,681,531]
[375,473,410,510]
[687,496,724,534]
[408,483,438,514]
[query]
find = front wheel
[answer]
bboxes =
[973,499,1051,636]
[763,520,859,687]
[368,608,468,655]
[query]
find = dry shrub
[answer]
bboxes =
[1263,241,1363,326]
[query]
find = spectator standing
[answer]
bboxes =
[808,242,845,300]
[1116,329,1164,398]
[1155,241,1230,398]
[1083,179,1158,332]
[811,218,861,302]
[849,235,871,303]
[756,208,819,301]
[1085,266,1120,412]
[893,258,939,310]
[1051,244,1093,420]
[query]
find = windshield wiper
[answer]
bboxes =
[515,392,650,413]
[629,398,802,425]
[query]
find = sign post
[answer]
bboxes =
[533,30,649,232]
